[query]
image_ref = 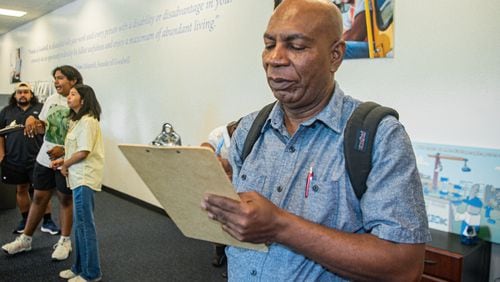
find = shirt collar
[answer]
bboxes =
[311,82,345,134]
[16,104,33,112]
[265,81,345,134]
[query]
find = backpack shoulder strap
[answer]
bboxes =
[344,101,399,200]
[241,102,276,161]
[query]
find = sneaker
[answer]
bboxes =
[68,275,102,282]
[59,269,77,279]
[2,235,32,255]
[13,218,27,234]
[51,237,72,261]
[41,218,60,235]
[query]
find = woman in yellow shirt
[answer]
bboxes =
[52,84,104,282]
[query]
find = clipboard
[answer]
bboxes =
[119,144,267,252]
[0,124,24,135]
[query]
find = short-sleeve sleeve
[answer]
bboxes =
[75,117,99,152]
[207,125,225,149]
[361,117,431,243]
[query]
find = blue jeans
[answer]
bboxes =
[72,186,102,280]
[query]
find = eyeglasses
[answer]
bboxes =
[16,90,30,94]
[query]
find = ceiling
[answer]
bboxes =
[0,0,76,35]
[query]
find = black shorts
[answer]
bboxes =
[32,162,72,195]
[1,161,33,185]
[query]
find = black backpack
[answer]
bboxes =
[240,101,399,200]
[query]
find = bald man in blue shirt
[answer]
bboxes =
[202,0,431,280]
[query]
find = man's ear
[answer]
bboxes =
[330,40,346,73]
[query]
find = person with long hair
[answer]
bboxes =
[53,84,104,282]
[2,65,83,261]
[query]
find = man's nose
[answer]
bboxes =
[264,44,290,67]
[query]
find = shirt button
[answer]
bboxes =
[251,270,257,276]
[277,186,283,192]
[241,174,247,180]
[289,146,296,153]
[312,185,319,192]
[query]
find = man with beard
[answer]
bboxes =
[0,82,60,235]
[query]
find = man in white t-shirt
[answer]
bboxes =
[2,65,83,261]
[201,120,239,180]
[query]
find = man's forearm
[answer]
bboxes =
[275,212,425,281]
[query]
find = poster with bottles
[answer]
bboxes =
[413,142,500,244]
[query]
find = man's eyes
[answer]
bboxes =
[290,44,306,50]
[264,43,306,51]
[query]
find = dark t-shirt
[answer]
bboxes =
[0,103,44,169]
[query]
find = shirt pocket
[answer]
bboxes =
[64,134,77,157]
[300,168,342,226]
[234,174,266,196]
[234,167,267,195]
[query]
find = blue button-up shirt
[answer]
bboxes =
[226,83,431,281]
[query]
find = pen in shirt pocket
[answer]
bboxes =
[305,164,314,198]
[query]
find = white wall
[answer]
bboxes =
[0,0,499,206]
[338,1,500,149]
[0,0,275,204]
[1,0,499,279]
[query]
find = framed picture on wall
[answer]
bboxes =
[274,0,395,59]
[9,47,22,84]
[338,0,394,59]
[413,142,500,244]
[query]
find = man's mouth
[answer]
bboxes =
[268,78,294,91]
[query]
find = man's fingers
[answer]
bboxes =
[221,224,245,242]
[24,126,32,137]
[221,220,270,243]
[203,195,233,219]
[202,193,245,228]
[203,193,240,213]
[24,117,37,137]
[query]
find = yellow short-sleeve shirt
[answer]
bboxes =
[65,115,104,191]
